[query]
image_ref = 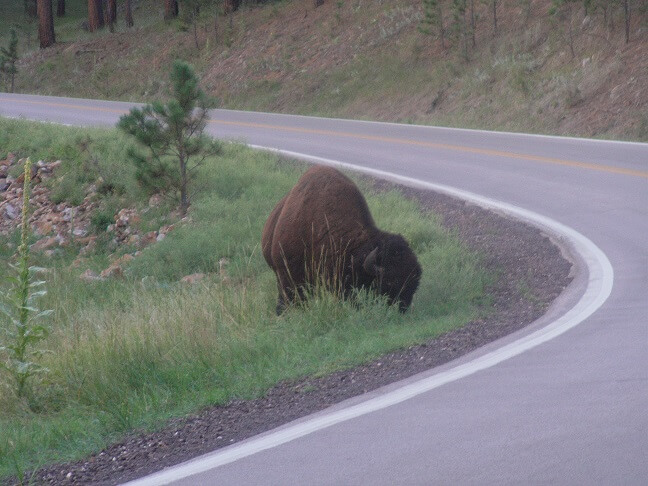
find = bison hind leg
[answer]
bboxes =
[275,282,307,315]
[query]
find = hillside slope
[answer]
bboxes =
[6,0,648,140]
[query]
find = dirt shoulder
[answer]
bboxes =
[29,179,573,485]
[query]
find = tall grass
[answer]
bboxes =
[0,118,489,478]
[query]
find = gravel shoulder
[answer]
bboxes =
[29,178,573,485]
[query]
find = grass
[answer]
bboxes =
[0,117,490,479]
[3,1,645,140]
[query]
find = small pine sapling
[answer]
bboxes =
[118,61,221,216]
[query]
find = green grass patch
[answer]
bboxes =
[0,118,490,479]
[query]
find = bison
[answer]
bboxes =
[262,165,422,314]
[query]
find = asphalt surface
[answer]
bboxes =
[1,93,647,485]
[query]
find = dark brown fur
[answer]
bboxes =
[262,166,421,314]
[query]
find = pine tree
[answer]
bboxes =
[180,0,204,49]
[491,0,499,36]
[107,0,117,32]
[117,62,221,216]
[550,0,580,57]
[165,0,179,20]
[0,29,19,93]
[419,0,446,48]
[452,0,469,59]
[37,0,56,48]
[125,0,134,27]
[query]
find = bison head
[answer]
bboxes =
[363,234,422,312]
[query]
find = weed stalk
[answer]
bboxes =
[0,158,53,401]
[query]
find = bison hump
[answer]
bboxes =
[291,166,376,228]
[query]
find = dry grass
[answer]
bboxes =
[5,0,647,140]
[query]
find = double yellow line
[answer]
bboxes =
[8,97,648,179]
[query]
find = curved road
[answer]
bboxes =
[1,93,647,484]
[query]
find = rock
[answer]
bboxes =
[159,224,175,235]
[149,194,164,207]
[116,208,140,226]
[73,228,88,237]
[80,269,104,282]
[156,233,166,242]
[100,264,124,279]
[33,220,54,236]
[71,257,86,268]
[4,203,19,220]
[181,273,206,284]
[62,207,77,222]
[112,253,135,266]
[78,237,97,256]
[31,236,59,252]
[138,231,157,248]
[219,258,231,283]
[126,234,141,246]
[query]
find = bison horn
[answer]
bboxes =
[363,247,381,276]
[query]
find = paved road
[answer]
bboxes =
[1,93,647,485]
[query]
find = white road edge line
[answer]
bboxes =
[126,146,614,486]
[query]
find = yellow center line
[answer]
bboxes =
[8,97,648,179]
[211,119,648,179]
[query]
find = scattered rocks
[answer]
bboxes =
[1,154,181,282]
[80,269,104,282]
[31,236,60,252]
[100,263,125,279]
[0,156,95,249]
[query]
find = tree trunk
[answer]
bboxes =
[37,0,56,48]
[224,0,240,13]
[193,12,199,49]
[125,0,134,27]
[108,0,116,23]
[624,0,630,43]
[107,0,116,32]
[469,0,475,48]
[179,154,189,216]
[164,0,178,20]
[438,3,446,49]
[57,0,65,17]
[87,0,104,31]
